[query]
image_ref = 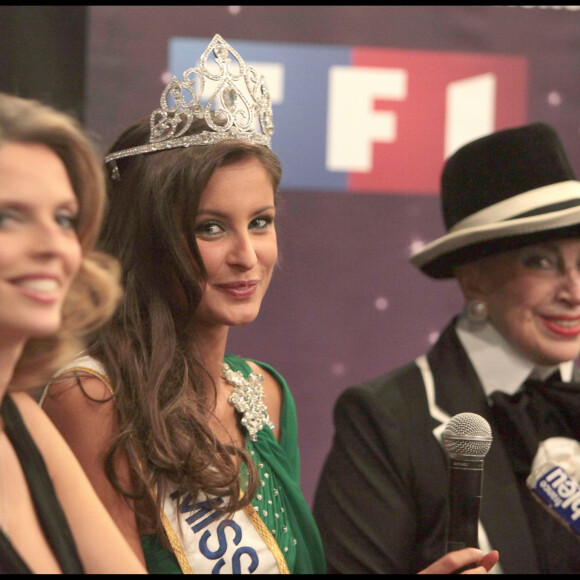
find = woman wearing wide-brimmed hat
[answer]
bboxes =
[313,123,580,574]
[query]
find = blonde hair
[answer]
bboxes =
[0,93,122,390]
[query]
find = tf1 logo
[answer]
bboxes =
[169,38,527,194]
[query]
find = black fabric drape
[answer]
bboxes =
[490,375,580,573]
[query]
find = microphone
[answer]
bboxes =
[526,437,580,539]
[441,412,493,553]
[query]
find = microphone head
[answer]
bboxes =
[442,412,493,459]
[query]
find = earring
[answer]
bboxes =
[466,299,488,322]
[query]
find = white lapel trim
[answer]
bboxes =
[415,355,501,572]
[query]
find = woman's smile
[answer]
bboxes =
[540,314,580,337]
[193,156,277,329]
[215,280,259,299]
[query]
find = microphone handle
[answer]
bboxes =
[446,458,484,553]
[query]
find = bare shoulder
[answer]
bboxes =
[7,394,146,573]
[41,372,119,483]
[43,372,115,432]
[42,374,145,567]
[45,369,113,404]
[8,391,106,506]
[9,391,56,434]
[246,360,283,441]
[8,391,92,473]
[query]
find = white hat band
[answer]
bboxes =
[449,180,580,233]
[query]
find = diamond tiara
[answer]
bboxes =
[104,34,274,167]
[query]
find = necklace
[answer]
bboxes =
[222,363,275,441]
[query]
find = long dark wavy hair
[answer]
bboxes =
[85,116,282,536]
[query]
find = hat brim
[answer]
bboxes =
[411,184,580,279]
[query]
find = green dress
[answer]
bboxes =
[142,354,326,574]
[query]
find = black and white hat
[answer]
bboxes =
[410,123,580,279]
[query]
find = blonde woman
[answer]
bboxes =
[0,92,145,573]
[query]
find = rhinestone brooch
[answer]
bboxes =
[222,362,275,441]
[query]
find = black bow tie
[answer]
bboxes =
[490,374,580,475]
[490,375,580,573]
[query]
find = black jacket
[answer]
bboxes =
[313,319,580,573]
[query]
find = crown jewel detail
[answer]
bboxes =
[105,34,274,166]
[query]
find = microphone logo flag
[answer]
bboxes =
[527,462,580,536]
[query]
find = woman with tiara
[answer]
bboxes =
[41,34,325,574]
[42,34,495,574]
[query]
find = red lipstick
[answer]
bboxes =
[542,316,580,337]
